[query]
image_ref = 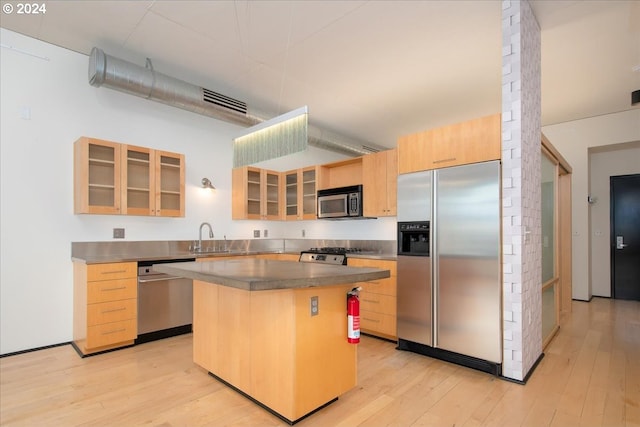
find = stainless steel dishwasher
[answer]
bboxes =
[136,258,195,344]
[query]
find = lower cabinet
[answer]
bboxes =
[73,261,138,356]
[347,258,397,340]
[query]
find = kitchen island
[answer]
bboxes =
[153,258,390,424]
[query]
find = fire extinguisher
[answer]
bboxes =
[347,287,361,344]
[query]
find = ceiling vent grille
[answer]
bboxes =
[202,88,247,115]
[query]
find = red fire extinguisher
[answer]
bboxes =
[347,287,361,344]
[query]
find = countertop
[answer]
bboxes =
[152,258,391,291]
[71,251,396,264]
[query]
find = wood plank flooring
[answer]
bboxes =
[1,297,638,426]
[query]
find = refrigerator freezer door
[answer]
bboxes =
[397,170,431,222]
[434,161,501,363]
[397,255,432,346]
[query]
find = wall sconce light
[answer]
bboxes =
[233,106,308,167]
[201,177,215,189]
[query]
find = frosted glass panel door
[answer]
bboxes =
[541,151,559,346]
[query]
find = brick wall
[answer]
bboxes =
[501,0,542,381]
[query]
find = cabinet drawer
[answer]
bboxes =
[347,258,396,276]
[359,293,396,315]
[87,262,137,281]
[87,298,137,326]
[87,278,137,304]
[360,311,397,338]
[86,319,137,349]
[360,277,396,296]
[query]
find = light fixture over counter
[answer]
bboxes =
[232,106,308,167]
[201,177,215,189]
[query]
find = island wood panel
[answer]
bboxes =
[250,289,296,418]
[192,280,218,372]
[193,280,357,422]
[292,285,357,418]
[397,113,501,174]
[216,285,251,392]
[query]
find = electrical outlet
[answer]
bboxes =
[310,296,319,316]
[253,229,260,238]
[113,228,125,239]
[264,229,268,238]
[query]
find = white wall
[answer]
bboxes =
[0,29,396,354]
[542,109,640,300]
[589,142,640,297]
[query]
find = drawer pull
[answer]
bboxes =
[100,270,128,275]
[101,286,127,292]
[102,307,126,314]
[362,299,380,303]
[433,157,456,164]
[101,328,126,335]
[362,318,380,323]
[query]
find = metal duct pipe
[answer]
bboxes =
[88,47,381,157]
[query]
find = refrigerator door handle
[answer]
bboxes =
[431,171,438,348]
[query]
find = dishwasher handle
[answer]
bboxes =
[138,275,185,283]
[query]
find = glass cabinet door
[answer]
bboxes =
[74,137,121,214]
[155,150,185,217]
[122,145,153,216]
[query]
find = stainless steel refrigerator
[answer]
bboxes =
[396,160,502,375]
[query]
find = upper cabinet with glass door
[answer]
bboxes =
[232,166,283,220]
[74,137,122,214]
[74,137,185,217]
[284,166,318,220]
[154,150,185,217]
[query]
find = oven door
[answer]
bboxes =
[318,193,348,218]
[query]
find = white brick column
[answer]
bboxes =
[501,0,542,381]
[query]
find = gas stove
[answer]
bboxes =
[298,247,363,265]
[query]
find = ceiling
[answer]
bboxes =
[1,0,638,150]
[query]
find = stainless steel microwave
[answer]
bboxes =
[317,185,362,219]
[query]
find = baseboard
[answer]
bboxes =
[0,341,71,358]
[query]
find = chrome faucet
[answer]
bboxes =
[196,222,214,252]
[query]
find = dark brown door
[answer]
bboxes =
[611,174,640,300]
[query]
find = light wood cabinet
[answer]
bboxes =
[317,157,363,190]
[232,166,283,220]
[121,145,185,217]
[397,113,501,174]
[73,261,138,356]
[193,280,356,422]
[74,137,122,214]
[363,149,397,217]
[75,137,185,217]
[347,258,397,340]
[284,166,318,220]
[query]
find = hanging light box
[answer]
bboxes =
[232,106,308,167]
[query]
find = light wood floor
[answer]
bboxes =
[1,297,638,427]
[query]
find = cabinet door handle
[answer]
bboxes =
[362,299,380,304]
[101,307,126,313]
[101,286,127,291]
[101,328,126,335]
[362,318,380,323]
[433,157,457,164]
[100,270,127,275]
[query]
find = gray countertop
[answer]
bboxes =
[71,251,396,264]
[152,258,391,291]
